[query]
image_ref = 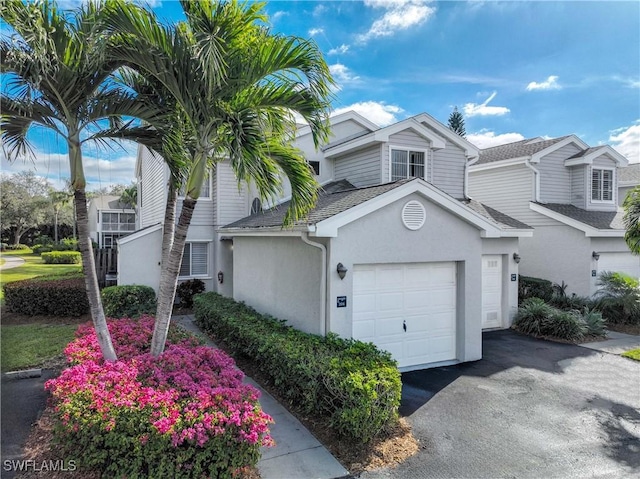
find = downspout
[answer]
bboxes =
[524,159,541,202]
[301,233,327,336]
[464,155,479,199]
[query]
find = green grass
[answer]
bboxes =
[1,324,77,372]
[621,348,640,361]
[0,252,82,301]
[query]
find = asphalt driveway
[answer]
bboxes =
[363,330,640,479]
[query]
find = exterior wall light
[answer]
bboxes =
[592,251,600,261]
[337,263,348,280]
[513,253,521,264]
[217,271,224,284]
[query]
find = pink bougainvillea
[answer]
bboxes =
[47,316,273,460]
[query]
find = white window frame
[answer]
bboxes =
[178,172,212,200]
[591,167,615,204]
[388,145,429,182]
[179,241,211,278]
[101,211,136,233]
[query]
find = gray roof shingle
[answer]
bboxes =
[477,136,571,165]
[535,203,624,230]
[462,199,532,230]
[618,163,640,185]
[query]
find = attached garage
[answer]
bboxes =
[598,252,640,279]
[352,262,457,368]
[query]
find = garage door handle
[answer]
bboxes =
[403,320,407,332]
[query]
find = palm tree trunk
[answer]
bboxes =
[151,196,197,357]
[74,187,117,361]
[161,186,178,273]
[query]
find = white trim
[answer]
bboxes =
[524,160,541,203]
[314,179,510,238]
[412,112,480,158]
[564,145,629,167]
[388,145,430,182]
[178,241,211,279]
[529,135,589,163]
[117,223,162,245]
[218,228,307,237]
[590,166,616,204]
[529,202,624,237]
[296,110,379,138]
[468,157,529,172]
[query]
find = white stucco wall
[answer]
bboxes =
[117,227,163,291]
[233,236,324,335]
[481,237,520,326]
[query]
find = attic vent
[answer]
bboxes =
[402,200,426,230]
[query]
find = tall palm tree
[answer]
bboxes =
[49,188,72,243]
[1,0,166,360]
[624,185,640,254]
[106,0,334,356]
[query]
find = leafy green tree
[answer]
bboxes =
[48,188,73,243]
[105,0,334,356]
[447,106,466,138]
[623,185,640,254]
[0,171,50,245]
[1,0,165,361]
[119,183,137,209]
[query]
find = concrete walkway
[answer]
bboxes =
[579,330,640,354]
[173,315,349,479]
[0,256,25,271]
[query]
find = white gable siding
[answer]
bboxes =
[587,155,619,211]
[216,161,249,226]
[139,148,166,228]
[329,118,374,141]
[334,145,381,187]
[570,165,587,209]
[432,139,467,199]
[538,144,580,203]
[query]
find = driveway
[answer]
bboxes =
[362,330,640,479]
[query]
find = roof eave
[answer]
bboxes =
[529,202,624,237]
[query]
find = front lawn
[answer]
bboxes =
[0,323,77,372]
[621,348,640,361]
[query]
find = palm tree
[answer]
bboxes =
[106,0,334,356]
[1,0,165,360]
[49,188,72,243]
[624,185,640,254]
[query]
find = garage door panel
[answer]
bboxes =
[353,262,457,368]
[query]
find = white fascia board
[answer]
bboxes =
[218,227,307,237]
[296,110,379,138]
[530,135,589,163]
[314,179,505,238]
[468,157,529,172]
[117,223,162,245]
[529,202,624,237]
[564,146,629,167]
[412,112,480,157]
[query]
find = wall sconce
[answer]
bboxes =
[336,263,348,280]
[217,271,224,284]
[513,253,521,264]
[592,251,600,261]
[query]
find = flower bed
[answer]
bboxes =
[46,316,273,478]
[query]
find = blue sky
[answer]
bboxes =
[2,0,639,190]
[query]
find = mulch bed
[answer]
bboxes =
[606,323,640,336]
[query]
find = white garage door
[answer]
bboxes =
[598,252,640,279]
[352,262,457,368]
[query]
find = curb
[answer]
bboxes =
[3,369,42,380]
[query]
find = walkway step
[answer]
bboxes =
[172,315,348,479]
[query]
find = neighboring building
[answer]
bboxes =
[618,163,640,206]
[468,136,632,297]
[120,112,532,370]
[88,195,136,249]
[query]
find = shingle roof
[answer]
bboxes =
[567,146,605,159]
[477,136,571,165]
[90,195,132,210]
[534,203,624,230]
[462,200,532,230]
[618,163,640,185]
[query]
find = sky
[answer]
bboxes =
[1,0,639,191]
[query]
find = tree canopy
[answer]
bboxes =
[447,106,466,138]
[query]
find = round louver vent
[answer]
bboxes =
[402,200,426,230]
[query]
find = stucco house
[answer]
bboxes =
[119,111,532,370]
[468,136,632,297]
[88,195,136,249]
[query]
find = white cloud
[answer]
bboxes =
[271,11,288,21]
[526,75,561,91]
[313,4,328,16]
[332,101,403,126]
[358,0,436,43]
[463,91,510,117]
[467,130,525,149]
[328,44,350,55]
[610,121,640,163]
[308,28,324,37]
[329,64,360,84]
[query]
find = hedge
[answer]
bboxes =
[41,251,81,264]
[3,272,89,316]
[518,275,554,303]
[101,285,157,318]
[194,292,401,443]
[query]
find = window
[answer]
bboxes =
[251,198,262,215]
[391,148,425,181]
[591,168,614,202]
[308,161,320,176]
[102,233,125,249]
[179,174,210,198]
[101,212,136,232]
[179,242,209,277]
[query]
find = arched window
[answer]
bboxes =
[251,198,262,215]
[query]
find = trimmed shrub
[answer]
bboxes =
[57,237,79,251]
[4,243,30,251]
[32,244,54,255]
[46,317,272,478]
[3,272,89,316]
[518,275,554,303]
[101,285,156,318]
[176,279,206,308]
[41,251,81,264]
[194,292,402,443]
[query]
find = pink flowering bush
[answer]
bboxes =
[46,317,273,478]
